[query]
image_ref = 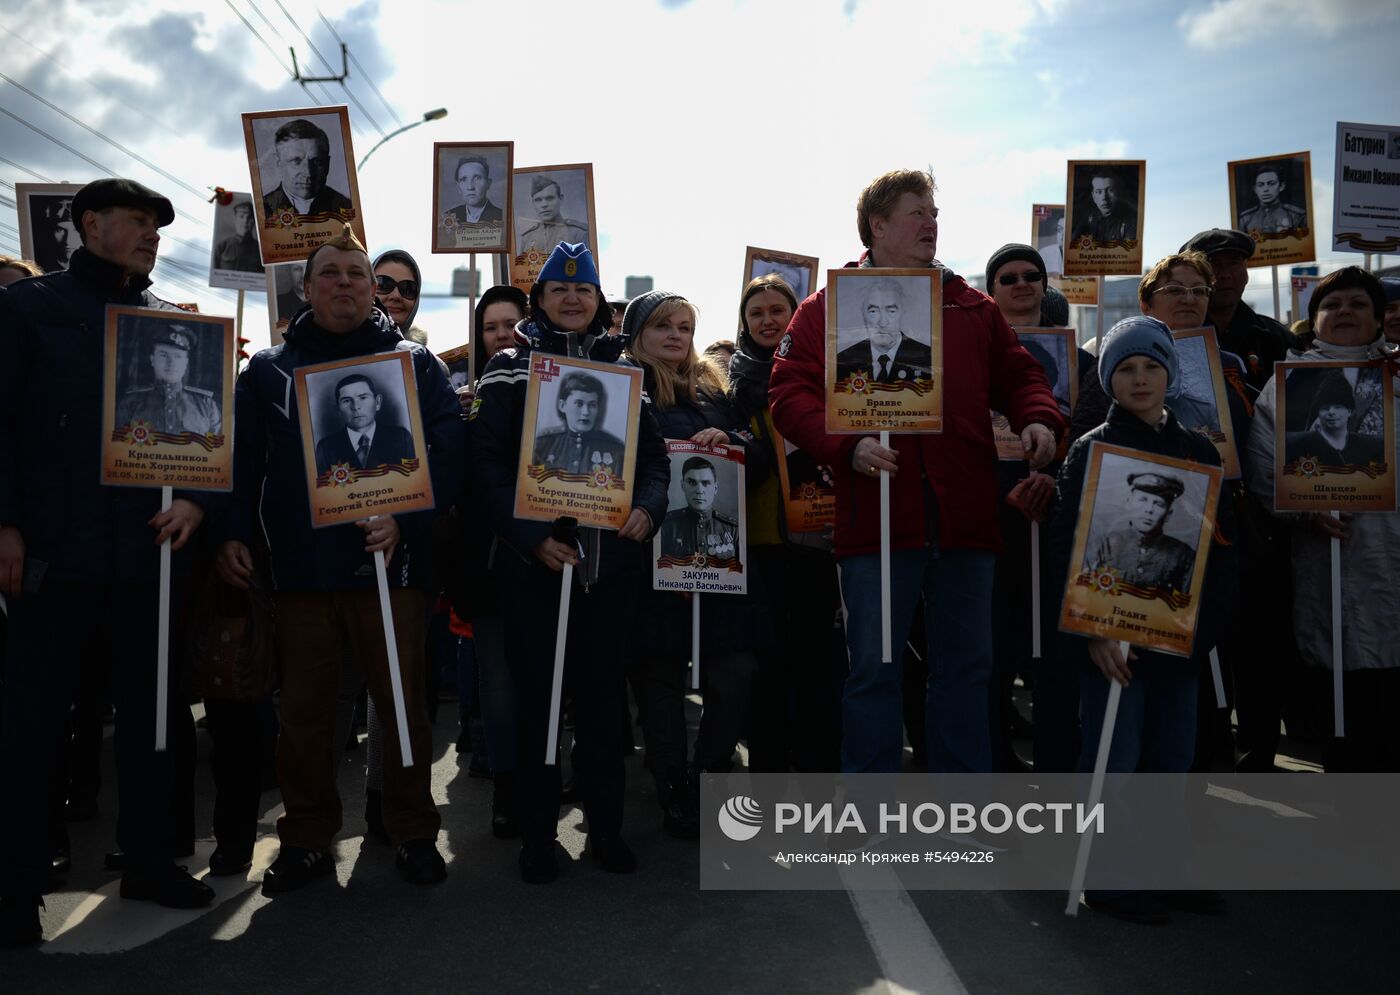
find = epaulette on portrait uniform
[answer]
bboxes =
[714,512,739,528]
[185,385,214,397]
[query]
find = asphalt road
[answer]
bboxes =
[3,703,1396,994]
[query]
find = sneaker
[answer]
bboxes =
[0,896,43,948]
[261,846,334,896]
[589,835,637,874]
[395,839,447,886]
[1156,889,1227,915]
[1083,891,1170,924]
[120,865,215,909]
[519,842,558,884]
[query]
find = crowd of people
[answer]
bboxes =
[1,166,1399,945]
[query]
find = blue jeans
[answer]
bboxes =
[1076,661,1197,774]
[838,547,995,773]
[471,615,517,775]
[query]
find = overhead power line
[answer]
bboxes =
[317,10,403,127]
[272,0,385,135]
[0,154,53,181]
[222,0,296,78]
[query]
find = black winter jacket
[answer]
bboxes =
[223,304,465,591]
[1049,403,1238,669]
[467,319,670,588]
[0,248,210,584]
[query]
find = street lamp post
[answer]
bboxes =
[357,108,448,170]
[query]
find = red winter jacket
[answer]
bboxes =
[769,260,1064,560]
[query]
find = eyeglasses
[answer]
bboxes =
[1151,284,1212,301]
[996,271,1045,286]
[375,275,420,300]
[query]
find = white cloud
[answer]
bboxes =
[1177,0,1396,50]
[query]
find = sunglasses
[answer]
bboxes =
[375,274,420,300]
[997,271,1045,286]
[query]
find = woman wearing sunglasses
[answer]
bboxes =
[373,250,424,336]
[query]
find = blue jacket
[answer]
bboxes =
[467,319,670,588]
[224,304,466,592]
[0,247,208,584]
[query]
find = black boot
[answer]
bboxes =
[658,769,699,840]
[492,773,519,840]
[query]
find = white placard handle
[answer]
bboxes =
[1065,640,1128,916]
[373,545,414,767]
[545,561,573,765]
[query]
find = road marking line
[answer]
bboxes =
[840,862,970,995]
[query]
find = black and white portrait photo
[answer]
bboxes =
[242,106,364,264]
[208,192,265,291]
[744,247,818,303]
[1281,366,1386,470]
[1233,156,1309,234]
[1018,329,1075,418]
[434,142,512,253]
[1069,163,1140,243]
[15,184,83,275]
[531,366,629,475]
[512,165,594,258]
[304,361,417,476]
[658,453,741,563]
[113,314,224,437]
[1168,333,1224,437]
[833,274,934,387]
[266,260,307,338]
[437,343,472,393]
[1032,204,1066,276]
[1081,452,1211,597]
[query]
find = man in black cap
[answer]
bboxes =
[1087,471,1195,595]
[515,174,589,255]
[658,456,739,563]
[213,198,261,273]
[1284,370,1384,468]
[0,178,213,946]
[262,118,353,220]
[1180,228,1295,392]
[116,322,222,436]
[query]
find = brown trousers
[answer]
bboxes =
[273,588,439,850]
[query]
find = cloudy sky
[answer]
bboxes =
[2,0,1397,353]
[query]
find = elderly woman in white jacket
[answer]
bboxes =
[1247,266,1399,771]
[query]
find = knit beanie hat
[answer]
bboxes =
[1098,315,1179,398]
[621,290,684,343]
[984,243,1046,291]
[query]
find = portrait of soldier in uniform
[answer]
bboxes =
[261,118,353,219]
[115,324,222,436]
[313,372,416,475]
[658,456,739,562]
[532,370,625,475]
[1085,471,1195,595]
[515,173,590,255]
[1071,166,1138,242]
[1284,369,1385,468]
[213,198,262,274]
[31,195,79,275]
[1237,163,1308,234]
[276,261,308,322]
[834,276,933,386]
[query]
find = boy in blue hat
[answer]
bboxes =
[466,242,670,883]
[1047,315,1238,925]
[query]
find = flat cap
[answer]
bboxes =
[1179,228,1254,259]
[1127,471,1185,502]
[72,178,175,229]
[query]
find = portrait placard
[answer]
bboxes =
[514,353,642,530]
[825,268,943,434]
[993,327,1078,461]
[208,191,265,291]
[1169,327,1241,479]
[1227,152,1315,268]
[265,260,307,344]
[438,342,472,393]
[14,182,83,275]
[242,105,365,265]
[432,142,513,253]
[653,440,747,595]
[510,163,597,295]
[101,306,235,490]
[1060,443,1223,657]
[1031,203,1069,277]
[1332,121,1400,254]
[1062,161,1146,277]
[775,431,835,534]
[1290,275,1321,325]
[1273,360,1395,513]
[293,351,434,528]
[743,246,819,302]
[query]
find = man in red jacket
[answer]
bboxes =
[769,169,1064,774]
